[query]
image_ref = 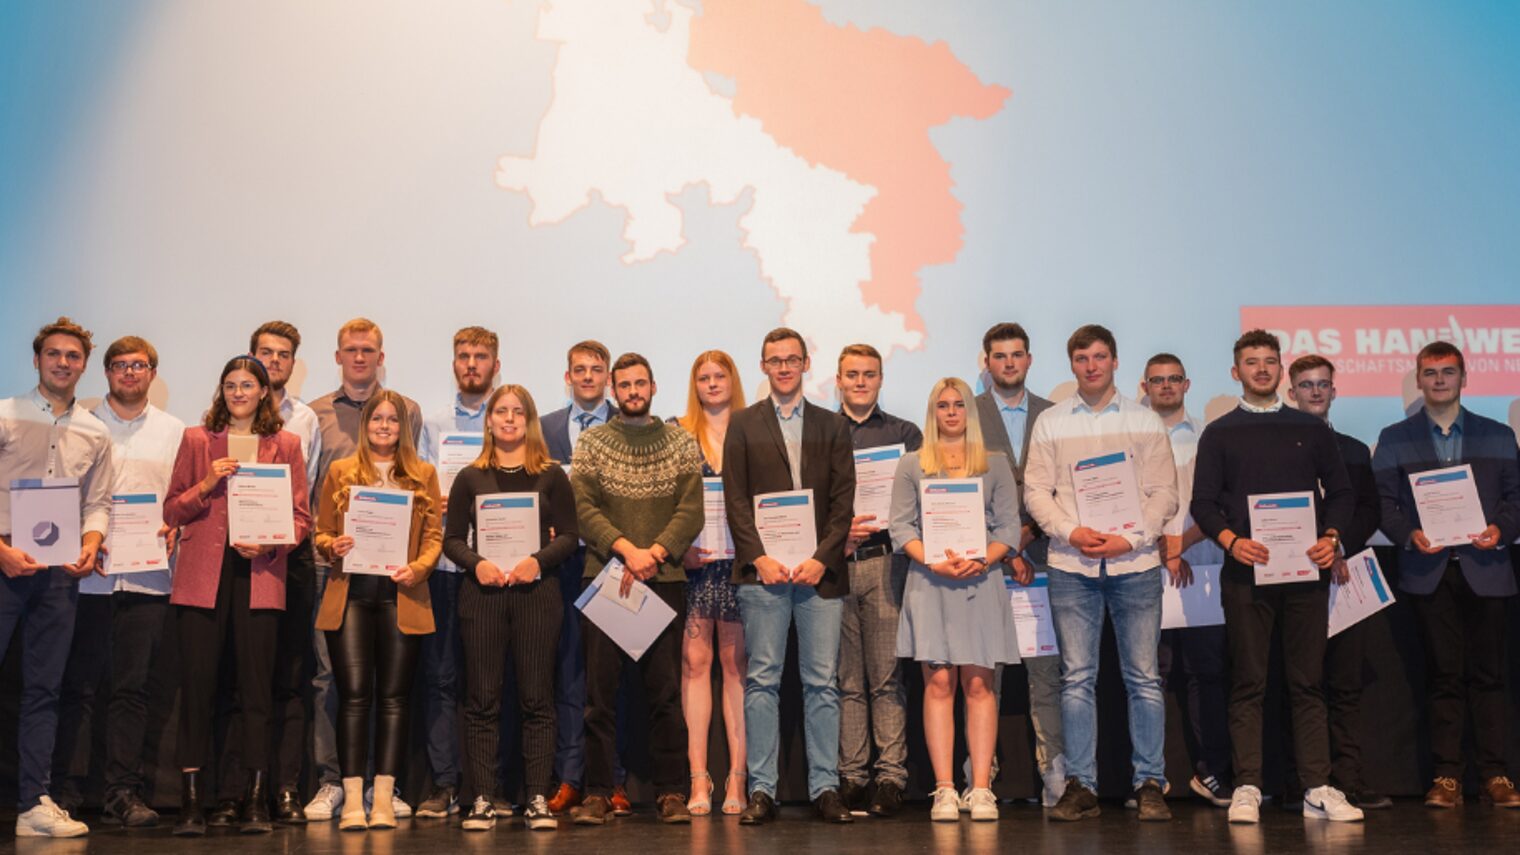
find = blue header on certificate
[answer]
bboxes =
[854,446,904,463]
[10,477,80,490]
[703,480,724,493]
[352,489,410,506]
[235,464,287,478]
[1004,572,1050,590]
[112,493,157,505]
[1074,451,1127,471]
[441,434,484,448]
[479,496,536,510]
[1413,470,1469,487]
[757,494,810,509]
[924,482,979,494]
[1252,495,1311,510]
[1361,554,1392,603]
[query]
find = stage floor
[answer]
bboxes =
[7,799,1518,854]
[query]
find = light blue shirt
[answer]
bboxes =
[568,399,614,453]
[1430,408,1465,467]
[774,397,805,490]
[996,393,1029,466]
[420,393,490,573]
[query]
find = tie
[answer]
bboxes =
[576,412,596,430]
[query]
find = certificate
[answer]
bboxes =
[575,558,677,660]
[753,489,817,571]
[852,444,905,529]
[1006,572,1059,658]
[475,493,539,570]
[920,478,987,561]
[8,478,82,566]
[1409,464,1486,548]
[1327,548,1396,637]
[1070,450,1146,538]
[1160,563,1225,630]
[227,464,296,545]
[1247,491,1318,585]
[436,432,484,497]
[105,493,169,574]
[342,486,413,575]
[695,478,734,560]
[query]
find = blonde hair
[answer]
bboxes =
[919,377,988,477]
[337,317,383,349]
[677,350,746,464]
[331,390,434,519]
[471,384,556,474]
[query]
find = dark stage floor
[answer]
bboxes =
[6,799,1518,854]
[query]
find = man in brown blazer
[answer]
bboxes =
[722,328,855,825]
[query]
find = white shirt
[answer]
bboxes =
[1023,390,1179,577]
[278,394,322,489]
[1162,412,1225,567]
[0,387,114,546]
[81,400,186,596]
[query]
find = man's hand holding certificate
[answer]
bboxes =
[342,486,413,576]
[1245,491,1320,585]
[920,479,986,574]
[753,489,817,583]
[1408,464,1489,549]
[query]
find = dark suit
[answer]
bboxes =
[541,400,619,466]
[1372,407,1520,780]
[721,398,855,800]
[975,388,1052,563]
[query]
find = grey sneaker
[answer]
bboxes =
[304,783,344,821]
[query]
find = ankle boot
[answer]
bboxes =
[369,775,397,829]
[340,777,369,831]
[174,771,207,837]
[241,770,272,833]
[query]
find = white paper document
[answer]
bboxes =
[1409,464,1486,549]
[1247,491,1319,585]
[1007,573,1059,658]
[436,432,484,497]
[342,486,414,575]
[575,558,677,660]
[227,464,296,546]
[1070,450,1146,539]
[852,444,905,530]
[474,493,539,570]
[105,493,169,574]
[8,478,83,566]
[754,489,817,571]
[695,478,734,560]
[1161,563,1225,630]
[920,478,987,561]
[1327,548,1396,637]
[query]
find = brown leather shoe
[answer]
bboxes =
[547,783,583,814]
[1482,776,1520,808]
[610,786,633,816]
[1424,777,1462,808]
[656,793,692,824]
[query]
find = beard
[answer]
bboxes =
[458,375,492,396]
[110,385,149,406]
[619,397,651,418]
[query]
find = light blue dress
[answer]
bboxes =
[892,451,1022,668]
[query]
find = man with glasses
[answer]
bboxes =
[1140,354,1232,808]
[724,327,856,825]
[50,338,185,828]
[1,318,113,837]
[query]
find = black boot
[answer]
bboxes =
[241,771,272,834]
[174,771,208,837]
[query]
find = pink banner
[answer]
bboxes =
[1239,305,1520,397]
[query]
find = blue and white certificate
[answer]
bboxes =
[1247,491,1318,585]
[343,486,413,575]
[695,478,734,560]
[853,444,905,528]
[1007,572,1059,658]
[227,464,296,546]
[920,478,986,560]
[1327,549,1395,637]
[106,492,169,573]
[754,489,816,571]
[475,493,539,573]
[437,432,484,496]
[1409,464,1485,548]
[1070,450,1146,539]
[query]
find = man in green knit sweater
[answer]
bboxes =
[568,352,705,825]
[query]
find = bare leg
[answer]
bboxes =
[683,616,716,805]
[922,664,958,785]
[716,618,748,804]
[961,666,997,789]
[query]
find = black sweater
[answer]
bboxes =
[1190,406,1353,585]
[1336,431,1382,555]
[444,465,579,576]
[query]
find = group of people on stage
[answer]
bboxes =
[2,314,1517,839]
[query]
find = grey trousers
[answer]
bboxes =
[837,553,909,787]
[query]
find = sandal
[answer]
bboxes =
[722,770,747,815]
[688,771,713,816]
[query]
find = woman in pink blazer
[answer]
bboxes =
[163,355,310,836]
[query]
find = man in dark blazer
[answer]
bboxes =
[1371,341,1520,809]
[972,322,1065,807]
[723,328,855,825]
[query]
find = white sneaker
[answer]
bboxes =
[1228,785,1262,824]
[1041,756,1068,808]
[931,787,960,822]
[305,782,344,821]
[16,796,89,838]
[1303,786,1364,822]
[966,788,999,821]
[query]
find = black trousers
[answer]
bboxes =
[1411,560,1510,779]
[271,538,316,791]
[52,592,169,798]
[325,577,419,778]
[1280,612,1377,792]
[1221,576,1331,789]
[1158,624,1232,781]
[178,550,280,772]
[582,579,687,797]
[459,574,561,801]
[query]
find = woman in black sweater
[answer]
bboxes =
[444,384,577,831]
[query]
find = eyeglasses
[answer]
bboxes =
[763,356,805,369]
[1294,380,1333,392]
[109,360,152,375]
[1145,375,1185,386]
[222,381,259,395]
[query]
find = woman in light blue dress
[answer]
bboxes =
[891,376,1021,822]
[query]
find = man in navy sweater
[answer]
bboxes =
[1190,330,1359,824]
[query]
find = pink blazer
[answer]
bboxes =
[165,427,312,610]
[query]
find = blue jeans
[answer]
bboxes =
[737,583,843,800]
[0,568,79,809]
[1048,564,1166,791]
[311,565,341,785]
[553,549,588,787]
[421,570,464,787]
